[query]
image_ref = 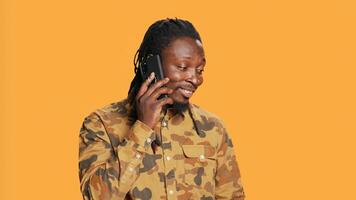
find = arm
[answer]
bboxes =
[78,113,155,200]
[215,122,246,200]
[79,113,122,200]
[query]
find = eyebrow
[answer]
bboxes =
[176,56,206,64]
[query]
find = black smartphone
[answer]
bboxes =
[139,54,168,99]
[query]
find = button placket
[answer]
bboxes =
[160,116,177,199]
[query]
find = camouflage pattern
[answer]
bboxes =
[79,99,245,200]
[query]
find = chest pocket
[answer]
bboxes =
[180,144,217,189]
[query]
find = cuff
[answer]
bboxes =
[127,120,156,153]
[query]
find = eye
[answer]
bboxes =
[197,68,204,75]
[176,65,186,71]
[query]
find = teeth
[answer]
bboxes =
[182,89,192,94]
[179,88,194,98]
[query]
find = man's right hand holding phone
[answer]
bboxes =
[135,72,174,129]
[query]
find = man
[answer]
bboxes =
[79,18,245,200]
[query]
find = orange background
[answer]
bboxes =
[1,0,355,199]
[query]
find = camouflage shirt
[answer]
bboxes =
[79,99,245,200]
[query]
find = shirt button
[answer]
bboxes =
[161,120,167,127]
[166,156,171,161]
[199,154,205,160]
[146,138,152,143]
[168,190,174,195]
[135,153,141,159]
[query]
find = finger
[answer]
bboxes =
[145,77,170,97]
[150,87,173,100]
[156,97,174,108]
[136,72,155,100]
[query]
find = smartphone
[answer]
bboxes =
[139,54,168,99]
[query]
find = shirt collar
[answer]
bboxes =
[124,99,202,137]
[165,102,203,137]
[187,103,204,137]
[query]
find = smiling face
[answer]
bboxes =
[161,37,206,105]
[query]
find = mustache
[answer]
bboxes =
[178,83,196,91]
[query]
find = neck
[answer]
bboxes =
[165,101,189,114]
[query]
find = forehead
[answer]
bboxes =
[162,37,205,60]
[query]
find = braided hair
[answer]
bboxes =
[127,18,202,109]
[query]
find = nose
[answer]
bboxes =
[186,68,199,86]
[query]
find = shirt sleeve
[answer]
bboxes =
[78,113,156,200]
[215,121,246,200]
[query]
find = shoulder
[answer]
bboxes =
[189,103,225,128]
[95,98,131,117]
[81,99,133,145]
[190,103,233,148]
[83,98,132,123]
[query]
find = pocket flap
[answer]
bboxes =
[181,145,205,158]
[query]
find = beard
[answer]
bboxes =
[166,100,189,114]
